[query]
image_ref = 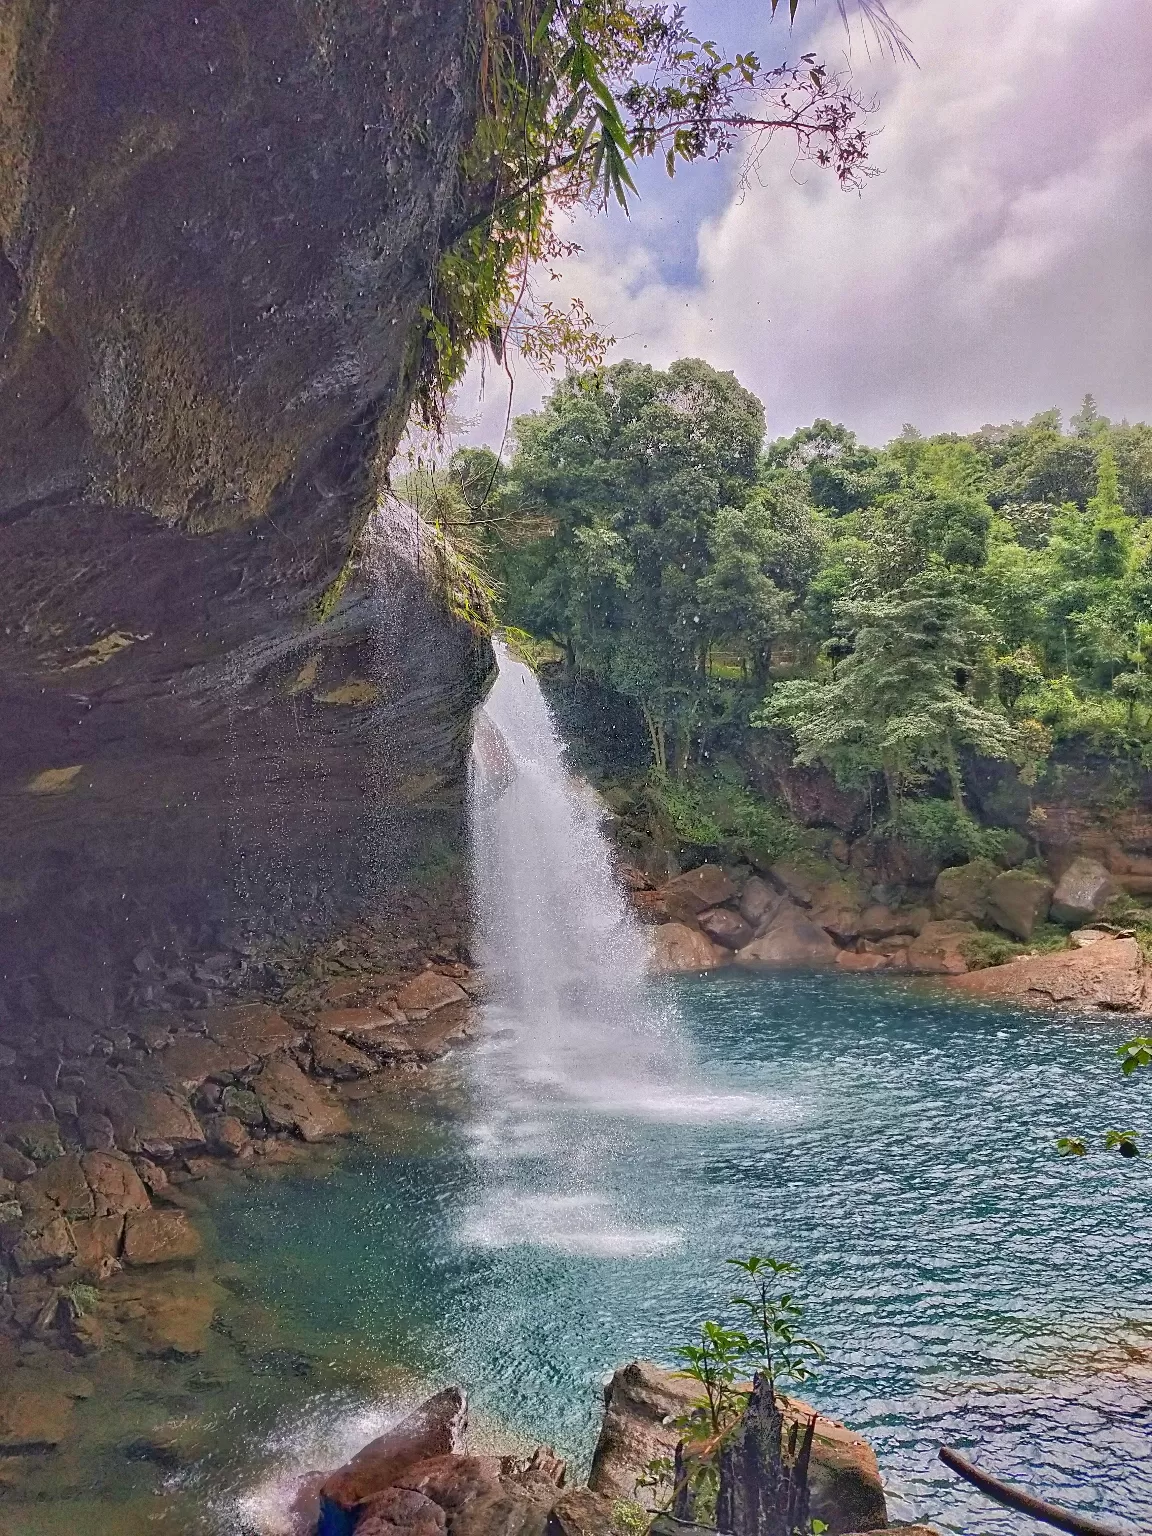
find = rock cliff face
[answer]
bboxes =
[0,1,493,1034]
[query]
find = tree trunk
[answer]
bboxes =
[945,739,965,811]
[716,1375,815,1536]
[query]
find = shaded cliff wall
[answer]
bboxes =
[0,0,493,1037]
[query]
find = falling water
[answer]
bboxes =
[464,642,785,1255]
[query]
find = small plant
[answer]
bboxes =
[1117,1037,1152,1076]
[1104,1129,1141,1157]
[611,1499,651,1536]
[1056,1136,1087,1156]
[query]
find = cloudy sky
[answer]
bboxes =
[452,0,1152,454]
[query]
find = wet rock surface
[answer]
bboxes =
[950,935,1149,1011]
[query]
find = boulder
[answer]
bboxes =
[735,907,838,968]
[1070,927,1112,947]
[810,890,864,943]
[106,1089,207,1155]
[738,877,780,929]
[123,1209,202,1266]
[70,1215,125,1276]
[251,1057,351,1142]
[1050,858,1118,925]
[856,906,919,941]
[394,972,470,1015]
[357,1486,449,1536]
[647,924,726,974]
[905,921,976,975]
[588,1363,885,1535]
[766,861,831,909]
[397,1453,560,1536]
[158,1035,255,1092]
[321,1387,468,1512]
[0,1387,74,1453]
[0,1145,36,1183]
[986,870,1052,941]
[931,859,999,924]
[317,1007,399,1039]
[950,936,1146,1012]
[11,1216,76,1274]
[698,909,755,952]
[203,1114,249,1155]
[663,866,738,916]
[81,1152,151,1218]
[547,1488,630,1536]
[309,1030,379,1079]
[836,951,891,972]
[203,1004,305,1057]
[21,1156,95,1221]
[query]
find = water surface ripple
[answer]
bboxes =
[213,969,1152,1535]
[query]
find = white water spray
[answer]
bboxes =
[464,644,787,1255]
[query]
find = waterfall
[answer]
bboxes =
[469,643,683,1107]
[464,643,771,1257]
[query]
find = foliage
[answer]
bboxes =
[670,1255,824,1441]
[1056,1136,1088,1156]
[1103,1129,1141,1154]
[1118,1037,1152,1076]
[617,768,800,865]
[480,365,1152,835]
[877,799,1018,865]
[415,1,898,419]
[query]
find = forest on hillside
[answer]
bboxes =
[406,361,1152,865]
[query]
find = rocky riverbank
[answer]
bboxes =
[636,853,1152,1015]
[286,1361,931,1536]
[0,885,485,1495]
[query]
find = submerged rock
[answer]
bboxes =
[122,1209,201,1266]
[0,1386,74,1454]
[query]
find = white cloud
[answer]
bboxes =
[454,0,1152,451]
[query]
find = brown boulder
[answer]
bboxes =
[11,1215,76,1274]
[986,870,1052,941]
[950,936,1146,1012]
[21,1156,95,1221]
[0,1145,36,1182]
[738,877,780,929]
[766,861,831,908]
[588,1363,885,1535]
[0,1387,74,1453]
[70,1215,125,1277]
[358,1486,449,1536]
[108,1088,206,1155]
[399,1453,559,1536]
[736,906,838,967]
[698,909,755,952]
[664,865,738,915]
[317,1006,399,1038]
[321,1386,468,1511]
[81,1152,151,1217]
[158,1035,255,1092]
[203,1003,304,1056]
[547,1488,629,1536]
[1050,857,1118,925]
[251,1057,351,1142]
[647,924,726,974]
[123,1208,202,1266]
[395,972,471,1015]
[810,889,864,942]
[310,1030,378,1079]
[905,921,976,975]
[932,859,999,924]
[837,951,891,972]
[857,905,918,941]
[203,1114,249,1155]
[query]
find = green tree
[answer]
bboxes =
[755,573,1040,818]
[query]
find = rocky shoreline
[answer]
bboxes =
[0,887,484,1477]
[637,855,1152,1016]
[287,1360,924,1536]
